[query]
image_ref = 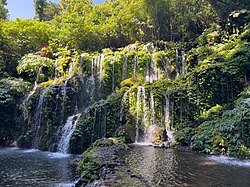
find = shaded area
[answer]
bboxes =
[0,148,77,187]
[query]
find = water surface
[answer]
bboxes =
[125,145,250,187]
[0,147,77,187]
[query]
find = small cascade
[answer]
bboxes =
[92,54,104,77]
[23,82,38,121]
[133,55,138,77]
[175,48,180,78]
[135,86,147,143]
[119,91,129,123]
[181,50,186,75]
[33,87,50,148]
[122,54,128,80]
[144,43,159,83]
[164,93,174,143]
[99,54,104,83]
[144,124,158,144]
[57,113,81,153]
[143,43,156,54]
[163,59,171,80]
[86,75,95,104]
[150,90,155,125]
[60,79,70,125]
[125,43,137,52]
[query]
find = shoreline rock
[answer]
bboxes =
[75,138,149,187]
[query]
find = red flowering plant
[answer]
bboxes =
[37,45,53,58]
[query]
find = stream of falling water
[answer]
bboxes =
[23,82,38,121]
[57,113,81,153]
[150,90,155,125]
[119,91,129,123]
[135,86,147,143]
[33,87,50,148]
[164,93,174,143]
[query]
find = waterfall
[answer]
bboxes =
[60,78,71,125]
[143,43,155,54]
[150,90,155,125]
[133,55,138,77]
[99,54,104,83]
[162,59,171,80]
[122,54,128,80]
[57,113,81,153]
[175,48,180,78]
[144,43,159,83]
[125,43,137,52]
[182,50,186,75]
[135,86,147,143]
[164,93,174,143]
[23,82,38,121]
[119,91,129,123]
[33,87,50,148]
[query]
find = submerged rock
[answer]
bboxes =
[75,138,149,187]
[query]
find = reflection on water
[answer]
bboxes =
[0,147,76,187]
[125,145,250,187]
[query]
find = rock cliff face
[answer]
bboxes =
[17,26,250,157]
[17,42,184,153]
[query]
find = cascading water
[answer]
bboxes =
[133,55,138,77]
[23,82,38,121]
[57,113,81,153]
[99,54,104,83]
[122,54,128,80]
[150,90,155,125]
[144,43,159,83]
[135,86,147,143]
[182,50,186,75]
[175,48,180,78]
[33,87,50,148]
[119,91,129,123]
[164,93,174,143]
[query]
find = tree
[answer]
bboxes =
[34,0,46,21]
[206,0,250,20]
[44,1,62,21]
[0,0,8,20]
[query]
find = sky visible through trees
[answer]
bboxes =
[7,0,104,20]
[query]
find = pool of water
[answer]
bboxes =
[0,147,77,187]
[124,145,250,187]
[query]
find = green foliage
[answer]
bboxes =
[1,19,55,56]
[191,88,250,158]
[34,0,47,21]
[77,149,101,185]
[17,53,54,81]
[0,0,8,20]
[0,78,30,145]
[201,104,223,119]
